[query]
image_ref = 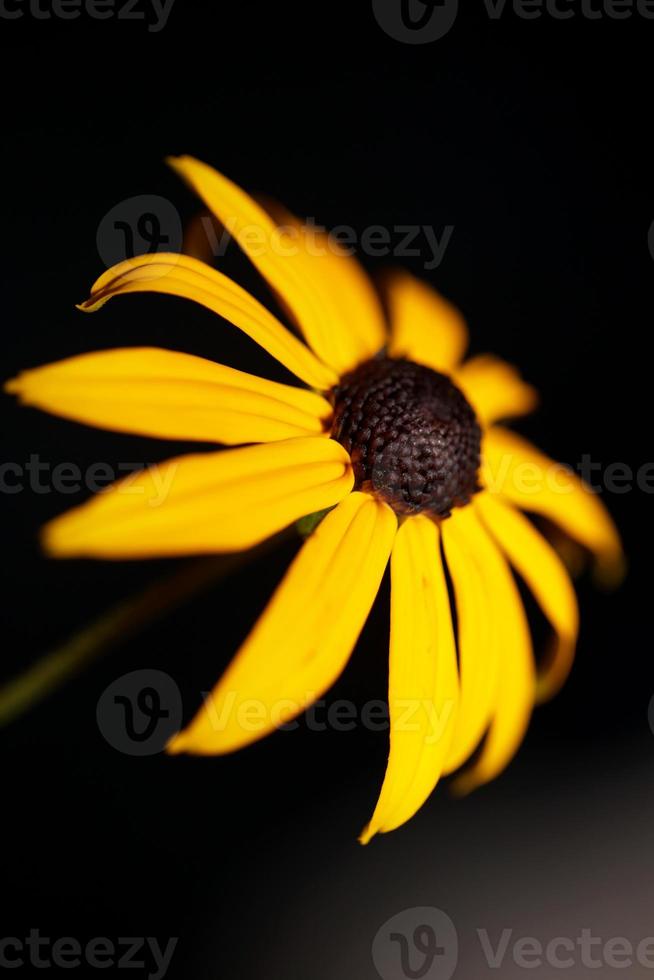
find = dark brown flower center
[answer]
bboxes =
[329,357,481,517]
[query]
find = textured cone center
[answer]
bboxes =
[329,357,481,517]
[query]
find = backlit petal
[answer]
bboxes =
[167,156,378,374]
[167,492,396,755]
[6,347,332,445]
[476,492,579,703]
[441,512,499,774]
[385,270,468,372]
[42,437,353,559]
[454,354,538,426]
[77,252,336,391]
[451,504,535,795]
[360,515,459,843]
[483,426,625,585]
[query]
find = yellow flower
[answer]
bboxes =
[6,157,623,843]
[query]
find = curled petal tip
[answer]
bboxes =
[76,297,104,313]
[358,825,375,846]
[165,732,187,755]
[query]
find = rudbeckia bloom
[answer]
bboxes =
[7,157,623,843]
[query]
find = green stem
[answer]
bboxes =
[0,530,293,728]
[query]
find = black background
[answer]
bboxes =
[1,2,653,977]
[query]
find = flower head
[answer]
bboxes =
[6,157,623,842]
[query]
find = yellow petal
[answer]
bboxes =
[258,198,387,370]
[483,426,625,585]
[77,252,336,391]
[6,347,332,445]
[42,437,353,559]
[454,354,538,426]
[167,156,379,375]
[385,270,468,372]
[441,512,499,774]
[476,492,579,704]
[360,515,459,843]
[451,503,535,796]
[167,492,396,755]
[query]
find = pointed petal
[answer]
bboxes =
[42,437,353,559]
[259,198,387,370]
[385,270,468,373]
[167,156,379,374]
[167,492,396,755]
[483,426,625,585]
[77,252,336,391]
[476,492,579,703]
[454,354,538,426]
[451,504,535,796]
[360,515,459,843]
[6,347,332,445]
[441,512,499,774]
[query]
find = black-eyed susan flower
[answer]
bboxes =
[6,157,623,843]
